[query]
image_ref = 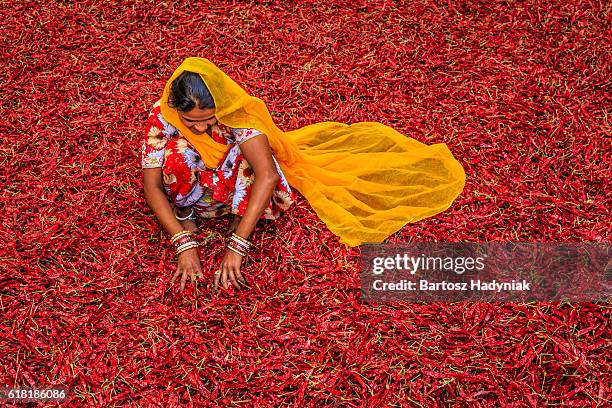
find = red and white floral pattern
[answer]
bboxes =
[141,101,296,219]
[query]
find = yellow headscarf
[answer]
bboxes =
[161,57,466,247]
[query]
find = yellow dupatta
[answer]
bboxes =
[160,57,466,247]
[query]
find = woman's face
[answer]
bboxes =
[178,106,217,135]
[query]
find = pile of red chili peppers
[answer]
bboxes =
[1,0,609,405]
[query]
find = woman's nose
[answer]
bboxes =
[193,123,207,132]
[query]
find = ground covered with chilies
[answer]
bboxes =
[1,0,610,406]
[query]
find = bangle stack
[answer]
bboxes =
[170,230,199,255]
[226,233,252,257]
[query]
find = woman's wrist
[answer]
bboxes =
[178,246,199,257]
[171,230,199,256]
[225,247,245,258]
[226,232,253,258]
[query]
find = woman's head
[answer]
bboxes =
[169,71,217,135]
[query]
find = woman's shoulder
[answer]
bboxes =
[147,100,178,136]
[220,125,263,145]
[209,123,261,145]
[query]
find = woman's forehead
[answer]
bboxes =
[180,107,216,120]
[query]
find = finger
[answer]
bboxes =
[193,262,203,280]
[213,270,221,291]
[171,268,181,286]
[228,269,240,289]
[181,270,187,292]
[221,269,229,290]
[234,268,246,285]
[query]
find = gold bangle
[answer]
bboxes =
[229,235,250,250]
[176,240,198,250]
[171,230,191,240]
[177,245,198,256]
[230,233,252,247]
[226,244,246,257]
[173,235,196,248]
[170,230,193,244]
[176,241,199,254]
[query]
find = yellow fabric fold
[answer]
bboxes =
[160,57,466,247]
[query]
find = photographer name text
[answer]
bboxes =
[371,279,531,292]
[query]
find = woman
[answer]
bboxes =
[142,72,296,292]
[142,58,466,293]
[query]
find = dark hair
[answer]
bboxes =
[168,71,215,112]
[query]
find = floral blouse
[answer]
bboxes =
[141,100,296,219]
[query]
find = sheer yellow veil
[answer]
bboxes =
[160,57,466,247]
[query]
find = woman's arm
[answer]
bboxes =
[143,168,203,291]
[216,134,280,290]
[143,168,185,236]
[234,134,280,239]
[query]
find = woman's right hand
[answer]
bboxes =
[171,248,204,292]
[143,169,204,292]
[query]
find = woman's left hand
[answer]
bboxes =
[214,249,247,291]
